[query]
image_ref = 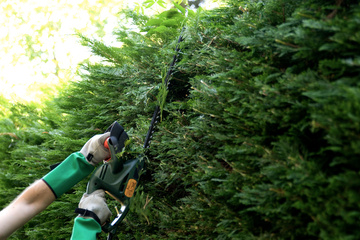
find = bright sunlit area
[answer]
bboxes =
[0,0,220,103]
[0,0,127,102]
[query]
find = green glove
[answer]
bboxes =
[42,152,94,198]
[42,132,110,198]
[70,217,101,240]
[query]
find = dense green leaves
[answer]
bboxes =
[1,0,360,239]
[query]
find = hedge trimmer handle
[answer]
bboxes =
[86,121,144,236]
[104,137,110,150]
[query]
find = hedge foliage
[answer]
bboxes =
[1,0,360,239]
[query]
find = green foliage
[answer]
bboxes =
[134,0,188,16]
[157,69,169,121]
[144,8,186,44]
[1,0,360,239]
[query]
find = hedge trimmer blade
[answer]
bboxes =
[86,27,185,239]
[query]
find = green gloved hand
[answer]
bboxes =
[76,189,112,226]
[42,132,110,198]
[70,190,111,240]
[80,133,111,166]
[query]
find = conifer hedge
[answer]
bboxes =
[1,0,360,239]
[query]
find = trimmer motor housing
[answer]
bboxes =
[86,121,143,234]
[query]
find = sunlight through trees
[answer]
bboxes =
[0,0,126,102]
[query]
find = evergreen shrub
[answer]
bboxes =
[1,0,360,239]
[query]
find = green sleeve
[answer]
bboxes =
[42,152,94,198]
[70,217,101,240]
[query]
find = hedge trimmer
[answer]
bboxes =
[86,28,185,240]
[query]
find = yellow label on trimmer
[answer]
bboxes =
[125,179,137,198]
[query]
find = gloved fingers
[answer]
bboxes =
[79,191,102,203]
[78,189,112,225]
[79,189,105,207]
[103,207,112,225]
[80,132,110,166]
[91,189,106,198]
[92,133,111,162]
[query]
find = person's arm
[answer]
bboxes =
[0,180,55,240]
[0,132,110,240]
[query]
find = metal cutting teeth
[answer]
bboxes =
[143,27,185,150]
